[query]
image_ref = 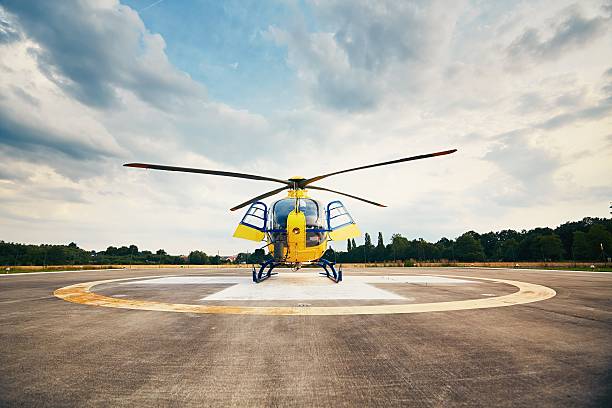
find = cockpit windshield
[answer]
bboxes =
[272,198,321,228]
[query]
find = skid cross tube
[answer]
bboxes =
[251,259,342,283]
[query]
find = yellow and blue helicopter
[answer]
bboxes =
[125,149,456,282]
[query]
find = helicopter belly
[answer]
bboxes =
[285,243,327,262]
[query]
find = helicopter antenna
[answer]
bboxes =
[294,181,299,215]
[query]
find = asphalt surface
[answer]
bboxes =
[1,267,611,407]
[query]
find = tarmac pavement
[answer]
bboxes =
[0,267,610,407]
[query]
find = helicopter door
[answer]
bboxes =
[326,201,360,241]
[233,202,267,242]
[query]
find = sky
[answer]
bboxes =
[0,0,611,255]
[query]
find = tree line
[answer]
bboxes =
[0,242,225,266]
[328,217,611,263]
[1,217,610,266]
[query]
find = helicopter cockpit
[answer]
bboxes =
[270,198,326,258]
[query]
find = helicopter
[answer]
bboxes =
[124,149,456,283]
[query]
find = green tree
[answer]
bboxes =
[533,235,563,260]
[156,249,167,264]
[46,246,67,264]
[518,234,537,260]
[235,253,248,264]
[500,239,519,261]
[435,238,454,260]
[364,233,373,249]
[351,239,357,250]
[390,234,410,260]
[479,232,499,260]
[347,239,352,252]
[105,246,118,256]
[251,248,265,264]
[454,233,485,261]
[373,232,385,261]
[555,220,587,258]
[586,224,612,259]
[413,238,439,260]
[188,250,209,264]
[571,231,589,260]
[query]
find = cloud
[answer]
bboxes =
[507,5,610,61]
[266,26,379,111]
[0,6,19,43]
[1,1,205,109]
[484,130,560,201]
[0,2,278,179]
[267,0,464,111]
[536,97,612,130]
[321,1,442,71]
[0,108,120,161]
[535,69,612,130]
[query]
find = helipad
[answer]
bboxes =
[54,272,556,315]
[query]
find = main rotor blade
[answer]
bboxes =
[230,186,289,212]
[124,163,291,185]
[308,185,386,207]
[300,149,457,187]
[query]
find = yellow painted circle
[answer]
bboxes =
[53,275,556,316]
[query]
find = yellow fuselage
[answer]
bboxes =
[234,188,360,264]
[282,205,328,262]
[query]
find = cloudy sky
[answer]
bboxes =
[0,0,611,255]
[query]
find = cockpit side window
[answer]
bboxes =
[301,200,320,227]
[272,199,294,229]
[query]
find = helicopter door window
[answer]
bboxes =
[240,202,267,231]
[327,201,355,230]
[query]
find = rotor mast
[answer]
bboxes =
[288,176,307,213]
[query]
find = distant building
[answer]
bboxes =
[220,255,237,263]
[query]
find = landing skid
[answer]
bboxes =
[251,258,342,283]
[252,259,280,283]
[317,258,342,283]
